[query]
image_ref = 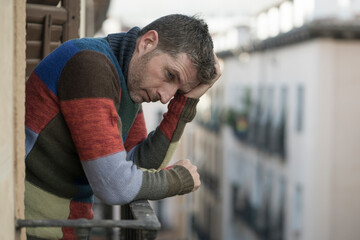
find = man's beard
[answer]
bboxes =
[127,50,158,103]
[127,58,146,103]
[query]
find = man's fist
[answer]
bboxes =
[174,159,201,192]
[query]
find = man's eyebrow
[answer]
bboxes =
[172,69,182,84]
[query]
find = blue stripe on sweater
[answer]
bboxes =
[34,41,79,95]
[25,127,39,158]
[71,38,120,70]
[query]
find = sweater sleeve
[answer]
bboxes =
[58,50,193,205]
[125,93,199,170]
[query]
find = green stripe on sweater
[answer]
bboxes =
[25,181,70,239]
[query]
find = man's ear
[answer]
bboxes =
[137,30,159,55]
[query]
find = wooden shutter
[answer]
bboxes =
[26,0,80,78]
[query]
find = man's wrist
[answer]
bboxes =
[168,93,199,122]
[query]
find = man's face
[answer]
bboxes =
[127,50,199,104]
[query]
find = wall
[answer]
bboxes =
[0,0,26,239]
[331,40,360,240]
[14,0,26,239]
[0,0,16,238]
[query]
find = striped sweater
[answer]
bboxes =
[25,27,198,239]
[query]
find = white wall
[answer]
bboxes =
[0,0,15,239]
[331,40,360,240]
[0,1,26,239]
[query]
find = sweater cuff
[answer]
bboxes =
[169,93,199,123]
[171,165,194,195]
[182,97,199,122]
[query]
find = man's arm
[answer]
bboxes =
[125,93,198,170]
[58,50,198,204]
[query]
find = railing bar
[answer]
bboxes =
[16,219,161,230]
[128,200,161,224]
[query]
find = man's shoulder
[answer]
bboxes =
[70,37,120,73]
[34,38,114,78]
[34,38,112,71]
[50,37,117,64]
[70,37,109,52]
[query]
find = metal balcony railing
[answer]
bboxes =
[16,200,161,240]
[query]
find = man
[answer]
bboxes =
[25,14,221,239]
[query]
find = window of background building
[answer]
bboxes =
[296,85,304,132]
[292,184,303,237]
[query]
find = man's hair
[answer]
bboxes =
[138,14,215,84]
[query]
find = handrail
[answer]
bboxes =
[16,200,161,240]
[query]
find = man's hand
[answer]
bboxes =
[184,53,222,99]
[174,159,201,192]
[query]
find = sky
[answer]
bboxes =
[107,0,282,31]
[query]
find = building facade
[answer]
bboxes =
[167,1,360,240]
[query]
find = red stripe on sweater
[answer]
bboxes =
[61,98,124,161]
[25,72,60,133]
[159,94,187,140]
[124,111,147,152]
[62,201,94,239]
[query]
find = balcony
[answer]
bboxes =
[16,200,161,240]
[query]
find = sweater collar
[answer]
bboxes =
[106,27,140,82]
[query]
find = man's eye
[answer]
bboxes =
[168,72,174,80]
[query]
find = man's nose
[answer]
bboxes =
[159,83,178,104]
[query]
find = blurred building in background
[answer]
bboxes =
[156,0,360,240]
